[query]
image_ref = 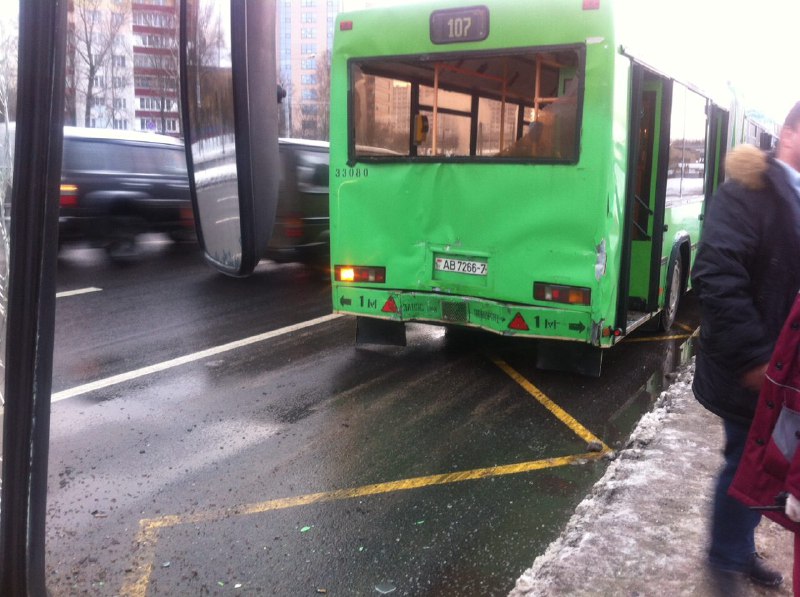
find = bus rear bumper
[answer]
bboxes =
[332,286,609,346]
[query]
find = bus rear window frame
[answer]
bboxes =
[346,43,586,167]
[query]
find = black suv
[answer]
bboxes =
[59,127,193,259]
[265,138,330,267]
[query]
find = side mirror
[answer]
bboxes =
[180,0,278,277]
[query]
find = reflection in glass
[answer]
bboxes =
[352,47,581,162]
[667,83,708,206]
[0,8,17,475]
[666,86,684,199]
[184,0,241,271]
[477,98,518,156]
[682,89,708,201]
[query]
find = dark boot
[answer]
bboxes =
[746,552,783,587]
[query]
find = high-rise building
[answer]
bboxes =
[277,0,340,139]
[131,0,180,135]
[67,1,371,139]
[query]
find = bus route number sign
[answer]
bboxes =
[430,6,489,45]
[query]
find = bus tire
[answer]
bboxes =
[658,254,682,332]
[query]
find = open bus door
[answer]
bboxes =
[620,62,730,339]
[619,65,672,336]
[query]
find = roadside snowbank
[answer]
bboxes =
[510,359,794,597]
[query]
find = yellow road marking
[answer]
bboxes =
[122,361,614,596]
[491,358,611,452]
[623,334,690,343]
[152,453,604,528]
[121,451,607,596]
[124,524,159,597]
[674,322,697,334]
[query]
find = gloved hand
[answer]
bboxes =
[786,493,800,522]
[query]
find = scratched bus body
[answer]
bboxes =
[329,0,732,375]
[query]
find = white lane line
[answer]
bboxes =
[51,313,343,403]
[56,287,103,298]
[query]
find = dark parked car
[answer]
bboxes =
[265,138,330,267]
[58,126,193,259]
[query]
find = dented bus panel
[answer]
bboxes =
[329,0,730,375]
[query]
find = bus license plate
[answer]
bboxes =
[434,256,487,276]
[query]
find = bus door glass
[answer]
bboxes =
[704,104,729,216]
[661,84,708,302]
[627,74,665,313]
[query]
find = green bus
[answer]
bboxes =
[328,0,732,375]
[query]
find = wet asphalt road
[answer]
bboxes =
[45,237,699,596]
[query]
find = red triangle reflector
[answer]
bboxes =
[382,297,399,313]
[509,313,529,331]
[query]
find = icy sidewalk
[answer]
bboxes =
[510,359,794,597]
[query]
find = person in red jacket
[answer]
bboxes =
[730,292,800,596]
[693,100,800,592]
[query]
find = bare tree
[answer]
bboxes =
[0,15,18,125]
[186,0,230,141]
[0,14,17,394]
[278,77,292,137]
[195,1,226,68]
[70,0,131,127]
[64,18,76,126]
[313,51,331,140]
[293,51,331,140]
[105,34,132,129]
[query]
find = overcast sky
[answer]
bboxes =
[618,0,800,122]
[344,0,800,123]
[3,0,797,123]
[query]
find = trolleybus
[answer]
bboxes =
[329,0,734,375]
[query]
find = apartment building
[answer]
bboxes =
[68,0,179,136]
[67,0,380,139]
[131,0,180,135]
[277,0,340,139]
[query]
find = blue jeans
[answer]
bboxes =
[708,418,761,571]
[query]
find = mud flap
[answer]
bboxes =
[535,340,603,377]
[355,316,407,346]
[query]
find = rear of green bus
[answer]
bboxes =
[330,0,626,369]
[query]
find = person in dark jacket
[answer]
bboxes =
[692,100,800,589]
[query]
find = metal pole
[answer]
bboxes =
[0,0,66,594]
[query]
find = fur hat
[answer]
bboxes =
[725,144,767,191]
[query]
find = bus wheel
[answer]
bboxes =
[658,257,682,331]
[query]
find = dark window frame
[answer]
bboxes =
[346,43,586,166]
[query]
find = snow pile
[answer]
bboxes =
[509,359,738,596]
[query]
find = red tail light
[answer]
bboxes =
[284,217,304,238]
[334,265,386,283]
[179,206,194,227]
[534,282,591,306]
[60,184,78,207]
